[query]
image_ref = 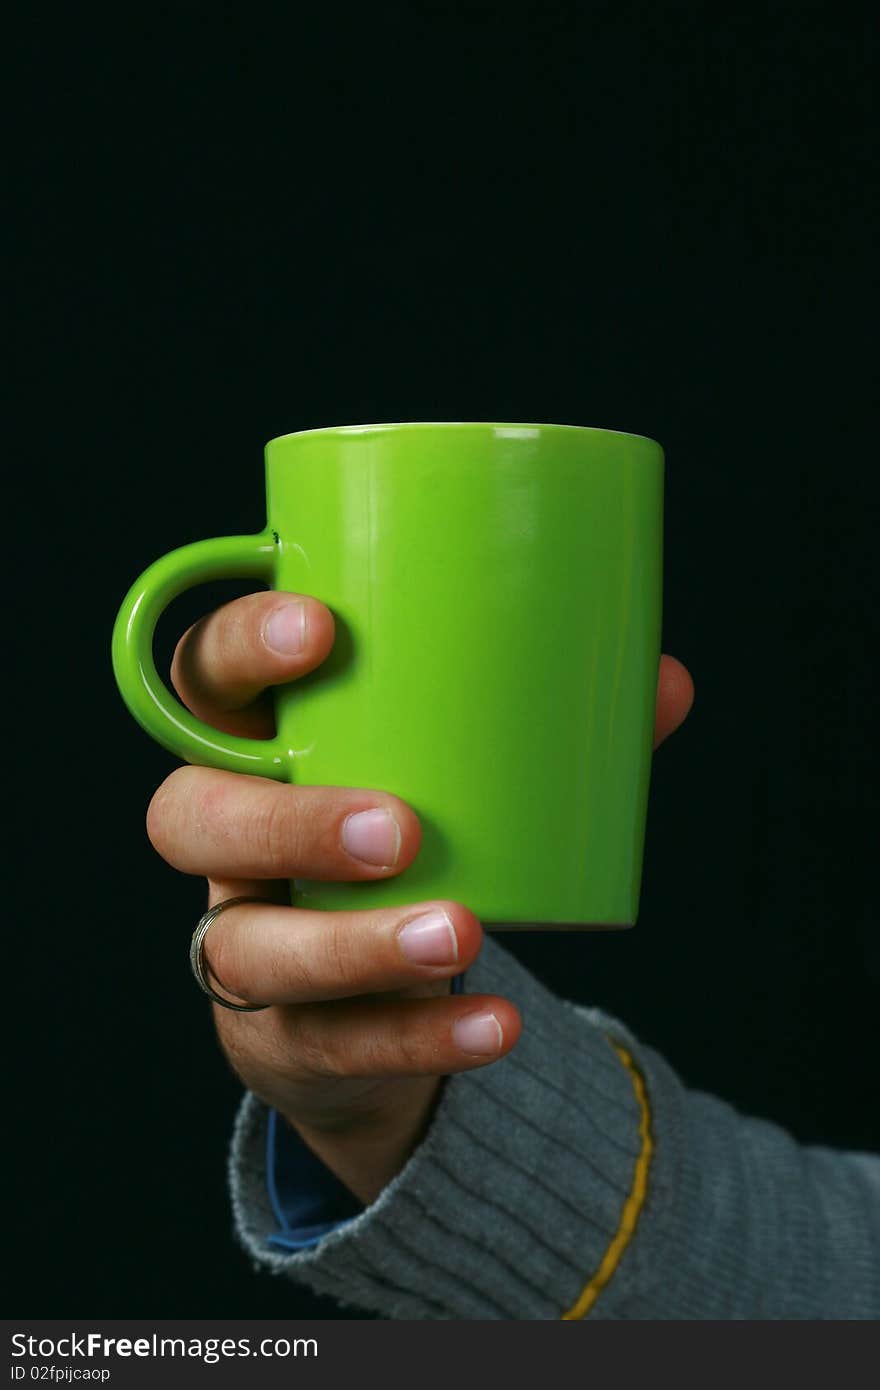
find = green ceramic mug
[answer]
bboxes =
[112,422,663,927]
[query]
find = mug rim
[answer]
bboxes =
[267,421,660,448]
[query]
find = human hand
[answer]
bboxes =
[146,592,694,1202]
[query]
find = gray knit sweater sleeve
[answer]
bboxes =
[228,935,880,1319]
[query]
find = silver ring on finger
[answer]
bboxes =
[190,896,272,1013]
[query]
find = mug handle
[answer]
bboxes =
[111,531,286,779]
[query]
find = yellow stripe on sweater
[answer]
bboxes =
[560,1042,653,1320]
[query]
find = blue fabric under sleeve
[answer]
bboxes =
[266,971,466,1250]
[265,1106,363,1251]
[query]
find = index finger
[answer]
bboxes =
[170,591,335,738]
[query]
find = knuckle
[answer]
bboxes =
[357,1016,420,1076]
[392,1020,430,1073]
[248,788,337,877]
[281,1012,338,1079]
[252,790,302,874]
[205,923,248,1000]
[191,773,249,856]
[169,624,197,697]
[213,600,250,665]
[321,918,361,993]
[214,1014,274,1094]
[213,1012,253,1070]
[145,787,170,850]
[145,767,195,853]
[170,600,257,702]
[270,933,316,1001]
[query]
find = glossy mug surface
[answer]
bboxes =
[112,422,664,926]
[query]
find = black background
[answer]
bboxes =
[9,4,877,1316]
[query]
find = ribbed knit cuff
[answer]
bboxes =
[228,935,682,1320]
[597,1062,880,1320]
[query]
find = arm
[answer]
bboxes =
[230,933,880,1320]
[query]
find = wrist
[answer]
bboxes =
[287,1074,446,1205]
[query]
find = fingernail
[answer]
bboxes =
[453,1011,503,1056]
[398,908,458,967]
[342,808,401,867]
[265,602,306,655]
